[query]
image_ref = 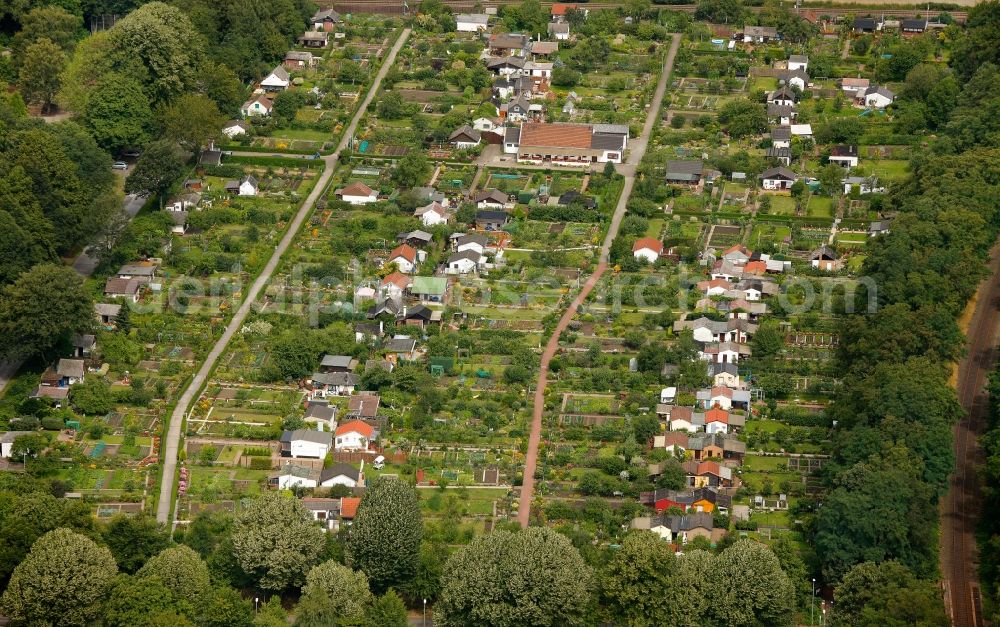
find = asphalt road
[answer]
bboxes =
[941,240,1000,627]
[155,28,412,525]
[517,33,682,528]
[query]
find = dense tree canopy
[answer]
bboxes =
[717,98,767,139]
[707,539,794,626]
[347,477,423,593]
[231,493,325,591]
[0,264,94,361]
[601,531,695,625]
[436,527,594,626]
[136,545,212,604]
[0,528,118,625]
[298,561,374,623]
[834,561,948,627]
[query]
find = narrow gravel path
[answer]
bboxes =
[156,28,412,524]
[517,33,682,527]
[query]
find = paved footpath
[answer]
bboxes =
[518,33,682,528]
[156,28,412,524]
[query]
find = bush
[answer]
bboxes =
[734,518,759,531]
[40,416,65,430]
[248,456,273,470]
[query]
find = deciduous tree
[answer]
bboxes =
[159,93,224,152]
[14,5,82,55]
[137,545,212,603]
[231,493,325,591]
[84,72,153,152]
[367,590,408,627]
[706,539,794,626]
[103,514,172,573]
[392,152,430,189]
[436,527,593,626]
[19,38,68,112]
[102,574,194,627]
[602,531,694,625]
[201,586,253,627]
[834,561,948,627]
[299,561,373,623]
[0,528,118,625]
[106,1,206,105]
[346,477,422,593]
[125,139,186,201]
[717,98,767,139]
[0,210,52,284]
[70,378,116,415]
[0,264,93,361]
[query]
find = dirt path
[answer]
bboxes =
[941,240,1000,627]
[517,33,682,528]
[155,28,413,525]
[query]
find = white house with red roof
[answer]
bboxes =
[721,244,750,264]
[380,271,412,300]
[696,278,733,296]
[241,95,273,117]
[551,3,587,19]
[334,420,376,451]
[386,244,417,273]
[336,182,378,205]
[632,237,664,263]
[704,408,730,435]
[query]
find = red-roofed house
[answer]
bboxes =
[633,237,665,263]
[743,260,767,275]
[704,408,730,435]
[340,497,361,520]
[722,244,750,264]
[380,271,412,299]
[515,122,626,166]
[336,182,378,205]
[334,420,376,450]
[653,430,689,454]
[551,3,587,18]
[386,244,418,273]
[696,278,732,296]
[693,461,733,488]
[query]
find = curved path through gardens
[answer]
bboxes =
[518,33,682,527]
[156,28,412,524]
[941,239,1000,627]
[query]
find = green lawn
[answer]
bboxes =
[870,159,909,181]
[269,128,331,141]
[847,254,866,272]
[750,223,791,248]
[645,219,665,238]
[217,445,241,465]
[751,510,792,528]
[743,455,787,471]
[679,221,704,240]
[768,195,797,215]
[806,195,834,218]
[836,232,868,247]
[673,195,706,212]
[750,77,778,92]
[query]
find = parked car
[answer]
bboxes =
[112,161,128,170]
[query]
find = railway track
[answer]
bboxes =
[325,0,967,21]
[940,239,1000,627]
